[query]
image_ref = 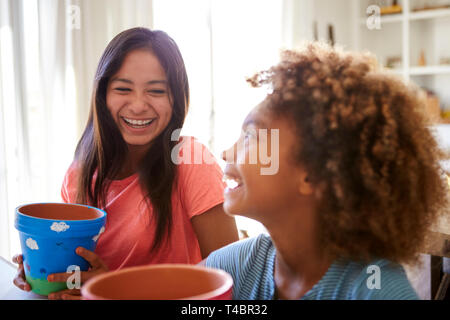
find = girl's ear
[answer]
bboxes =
[297,170,314,196]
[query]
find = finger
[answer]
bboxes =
[76,247,107,270]
[62,292,82,300]
[47,270,86,283]
[48,269,99,284]
[13,277,31,291]
[47,272,71,283]
[16,262,25,278]
[16,260,25,277]
[48,289,81,300]
[13,264,31,291]
[12,254,23,265]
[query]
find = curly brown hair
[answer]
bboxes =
[248,42,449,265]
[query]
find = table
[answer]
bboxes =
[0,256,47,300]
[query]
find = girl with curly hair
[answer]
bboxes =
[205,42,449,300]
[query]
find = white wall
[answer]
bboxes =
[310,0,354,48]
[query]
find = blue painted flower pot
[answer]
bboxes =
[15,203,107,296]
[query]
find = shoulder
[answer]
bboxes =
[346,259,419,300]
[305,258,418,300]
[206,233,273,267]
[64,161,80,179]
[205,233,275,299]
[173,136,218,165]
[61,161,80,203]
[172,136,225,217]
[61,161,83,189]
[174,136,224,187]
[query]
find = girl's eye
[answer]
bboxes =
[114,87,131,92]
[243,130,257,142]
[148,89,166,95]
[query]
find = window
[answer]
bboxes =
[153,0,283,236]
[0,0,78,260]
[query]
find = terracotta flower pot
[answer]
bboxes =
[15,203,107,296]
[81,264,233,300]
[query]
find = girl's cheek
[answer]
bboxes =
[106,95,123,111]
[239,145,258,167]
[151,97,171,112]
[155,107,172,123]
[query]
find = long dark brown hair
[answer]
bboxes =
[74,27,189,251]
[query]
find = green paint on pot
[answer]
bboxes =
[26,274,67,296]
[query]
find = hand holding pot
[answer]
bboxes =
[12,247,108,299]
[46,247,109,300]
[14,202,107,296]
[12,254,31,292]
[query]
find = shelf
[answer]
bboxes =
[410,8,450,21]
[384,68,404,75]
[383,66,450,77]
[360,14,402,25]
[354,0,450,134]
[360,8,450,26]
[409,65,450,76]
[380,13,403,23]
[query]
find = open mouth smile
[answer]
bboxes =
[121,117,155,129]
[223,175,243,191]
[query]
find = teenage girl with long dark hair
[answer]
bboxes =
[13,27,239,299]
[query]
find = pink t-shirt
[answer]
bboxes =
[61,136,225,270]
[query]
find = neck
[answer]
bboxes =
[265,205,332,300]
[115,144,150,179]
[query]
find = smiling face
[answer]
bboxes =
[106,49,172,151]
[221,102,313,224]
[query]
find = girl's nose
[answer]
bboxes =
[129,94,150,114]
[222,144,237,163]
[221,150,227,161]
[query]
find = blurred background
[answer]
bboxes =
[1,0,449,286]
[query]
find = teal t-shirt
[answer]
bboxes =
[205,234,419,300]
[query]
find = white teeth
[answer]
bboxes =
[223,176,241,190]
[123,117,153,126]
